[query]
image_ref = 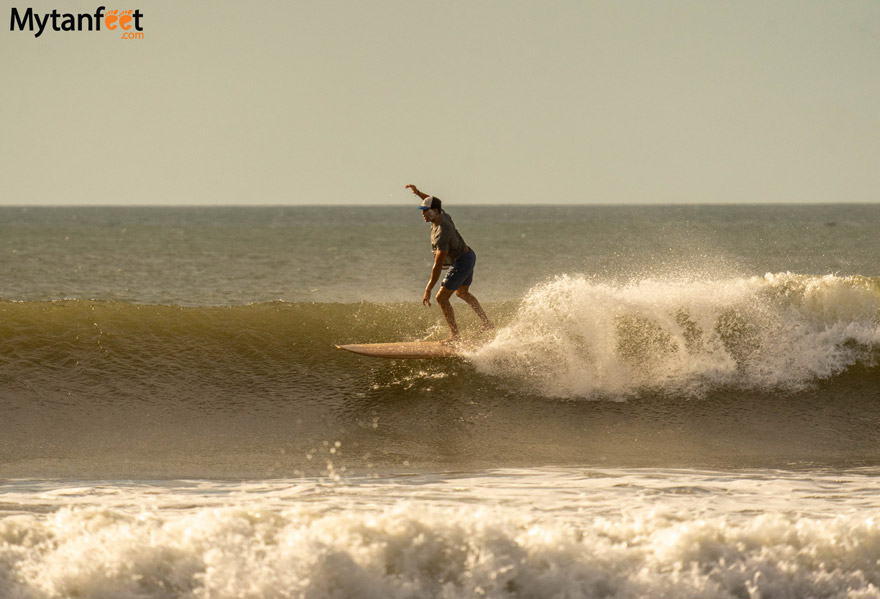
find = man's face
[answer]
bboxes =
[421,209,436,223]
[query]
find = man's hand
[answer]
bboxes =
[406,184,429,200]
[422,287,432,307]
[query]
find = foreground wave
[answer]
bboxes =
[2,469,880,599]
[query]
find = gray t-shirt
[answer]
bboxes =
[430,212,467,267]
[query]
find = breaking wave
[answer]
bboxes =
[2,274,879,476]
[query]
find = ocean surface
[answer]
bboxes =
[1,204,879,598]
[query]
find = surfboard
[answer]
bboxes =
[335,341,463,359]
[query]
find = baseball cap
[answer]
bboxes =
[418,196,442,211]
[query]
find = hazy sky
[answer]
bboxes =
[2,0,878,205]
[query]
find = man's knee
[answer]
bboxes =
[455,288,471,299]
[436,288,453,305]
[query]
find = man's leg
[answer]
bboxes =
[455,286,493,330]
[435,286,459,341]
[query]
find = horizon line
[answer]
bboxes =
[1,202,878,209]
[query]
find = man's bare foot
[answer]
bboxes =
[479,322,495,333]
[439,336,460,346]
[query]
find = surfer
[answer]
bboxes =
[406,184,493,343]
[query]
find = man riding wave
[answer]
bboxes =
[406,184,493,343]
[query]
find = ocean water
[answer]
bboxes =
[1,204,880,598]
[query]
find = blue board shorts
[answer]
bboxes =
[441,249,476,291]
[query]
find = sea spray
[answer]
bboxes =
[470,273,880,397]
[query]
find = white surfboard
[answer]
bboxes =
[335,341,463,359]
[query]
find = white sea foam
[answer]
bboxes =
[469,273,880,397]
[2,470,880,599]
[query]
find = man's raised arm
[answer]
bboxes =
[405,184,429,200]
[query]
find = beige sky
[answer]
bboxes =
[2,0,878,205]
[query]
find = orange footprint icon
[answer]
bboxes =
[105,9,119,30]
[119,10,133,30]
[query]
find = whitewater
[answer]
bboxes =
[1,205,879,598]
[3,469,880,599]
